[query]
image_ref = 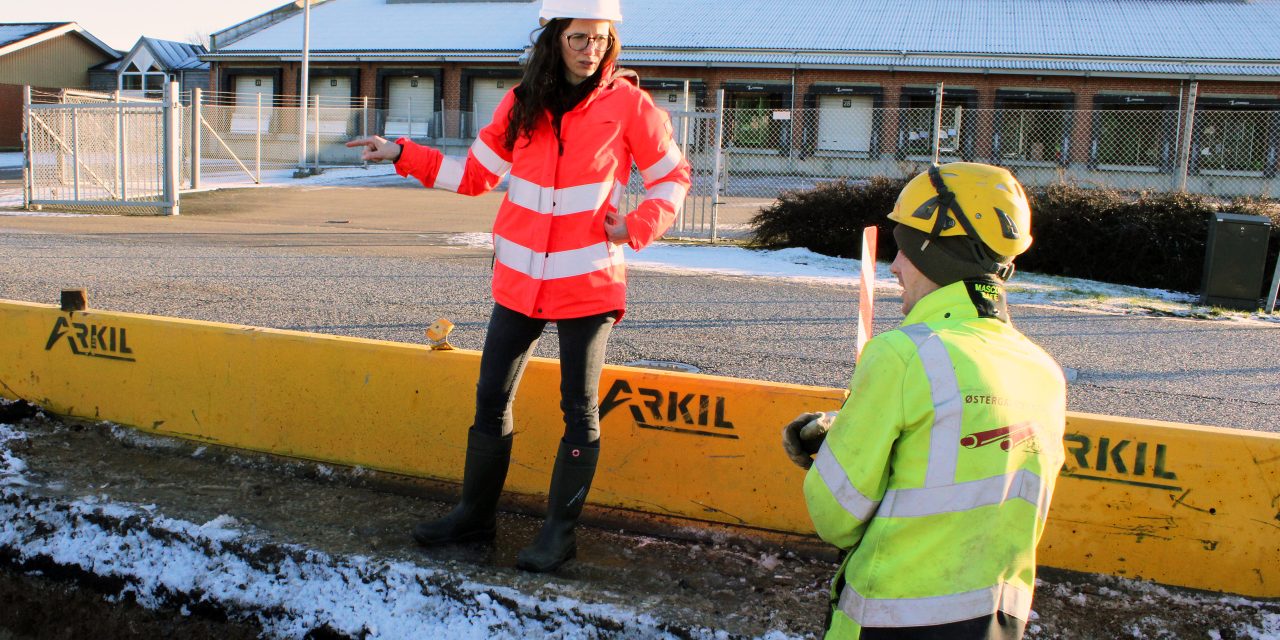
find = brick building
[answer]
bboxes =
[202,0,1280,187]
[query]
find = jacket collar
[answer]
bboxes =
[902,277,1011,327]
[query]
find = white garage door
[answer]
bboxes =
[231,76,273,134]
[307,77,353,135]
[818,94,874,153]
[472,78,513,134]
[309,76,352,106]
[235,76,273,105]
[385,76,435,138]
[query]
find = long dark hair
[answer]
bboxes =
[503,18,621,151]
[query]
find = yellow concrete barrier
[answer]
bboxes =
[1,299,1276,598]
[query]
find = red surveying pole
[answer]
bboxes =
[856,225,878,362]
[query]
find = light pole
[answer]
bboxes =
[297,0,312,173]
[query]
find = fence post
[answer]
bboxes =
[191,87,202,189]
[256,92,262,183]
[931,81,945,164]
[22,86,32,209]
[71,107,80,201]
[313,95,320,168]
[710,89,726,244]
[1176,81,1199,192]
[163,81,180,215]
[120,93,129,201]
[361,95,369,168]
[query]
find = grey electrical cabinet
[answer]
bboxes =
[1201,212,1272,310]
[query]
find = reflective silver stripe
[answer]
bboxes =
[555,180,615,215]
[839,581,1033,628]
[507,178,614,216]
[470,137,512,177]
[507,176,554,214]
[900,323,962,487]
[813,444,880,522]
[640,144,683,184]
[435,156,465,192]
[878,468,1045,518]
[645,181,688,215]
[493,235,623,280]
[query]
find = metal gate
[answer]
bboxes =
[622,109,723,240]
[23,86,180,215]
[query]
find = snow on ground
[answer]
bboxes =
[448,232,1280,325]
[0,412,770,640]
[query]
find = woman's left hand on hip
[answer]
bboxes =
[604,213,629,245]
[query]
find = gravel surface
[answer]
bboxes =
[1,219,1276,433]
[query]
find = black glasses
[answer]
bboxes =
[565,33,613,52]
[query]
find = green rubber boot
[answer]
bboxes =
[412,429,512,546]
[516,440,599,573]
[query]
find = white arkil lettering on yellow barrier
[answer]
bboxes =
[1,299,1276,597]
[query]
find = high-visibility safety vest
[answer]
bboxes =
[804,278,1066,638]
[393,65,691,320]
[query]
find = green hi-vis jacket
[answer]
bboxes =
[804,279,1067,638]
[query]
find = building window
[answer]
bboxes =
[897,91,975,160]
[1191,100,1280,177]
[722,87,791,152]
[994,92,1074,166]
[1090,95,1178,172]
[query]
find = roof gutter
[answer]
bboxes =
[0,22,118,59]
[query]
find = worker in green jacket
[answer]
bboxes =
[782,162,1067,640]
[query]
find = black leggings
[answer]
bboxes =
[471,303,617,446]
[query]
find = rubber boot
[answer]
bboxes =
[516,440,599,573]
[412,429,512,546]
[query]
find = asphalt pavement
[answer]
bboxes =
[1,184,1277,433]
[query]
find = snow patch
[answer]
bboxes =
[0,470,743,639]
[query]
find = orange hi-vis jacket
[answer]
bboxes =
[394,67,692,320]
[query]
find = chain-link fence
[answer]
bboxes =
[711,101,1280,202]
[23,84,1280,219]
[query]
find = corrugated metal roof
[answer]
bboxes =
[143,38,208,70]
[102,38,209,71]
[617,51,1280,78]
[213,0,1280,73]
[0,23,65,49]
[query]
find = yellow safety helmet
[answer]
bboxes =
[888,162,1033,263]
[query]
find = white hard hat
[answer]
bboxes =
[539,0,623,25]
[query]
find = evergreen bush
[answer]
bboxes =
[750,179,1280,298]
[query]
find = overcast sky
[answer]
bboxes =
[5,0,290,51]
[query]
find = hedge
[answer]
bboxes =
[750,179,1280,298]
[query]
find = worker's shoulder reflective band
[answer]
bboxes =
[900,323,962,488]
[839,580,1033,627]
[814,445,880,522]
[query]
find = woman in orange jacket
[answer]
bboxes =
[347,0,691,572]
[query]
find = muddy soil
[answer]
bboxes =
[0,405,1276,639]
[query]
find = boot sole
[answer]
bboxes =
[515,543,577,573]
